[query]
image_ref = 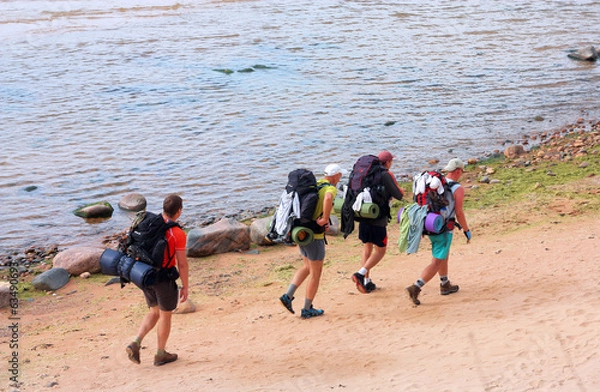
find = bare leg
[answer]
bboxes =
[291,257,311,288]
[156,310,172,351]
[361,243,373,278]
[420,257,444,283]
[305,259,324,301]
[136,306,160,341]
[363,245,387,272]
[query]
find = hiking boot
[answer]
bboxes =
[365,281,377,293]
[126,342,140,364]
[406,285,421,306]
[301,306,324,319]
[154,351,178,366]
[352,272,367,294]
[279,294,295,314]
[440,281,459,296]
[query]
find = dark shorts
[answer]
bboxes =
[299,239,326,261]
[358,222,388,248]
[142,278,179,311]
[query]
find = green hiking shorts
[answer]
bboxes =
[429,231,454,260]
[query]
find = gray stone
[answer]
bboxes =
[187,218,251,257]
[73,201,114,219]
[118,193,147,212]
[0,282,12,309]
[567,46,598,62]
[32,268,70,291]
[53,246,104,275]
[250,216,275,246]
[326,215,340,236]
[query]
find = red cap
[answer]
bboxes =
[378,150,395,163]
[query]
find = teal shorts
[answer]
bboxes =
[429,231,453,260]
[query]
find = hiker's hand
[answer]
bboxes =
[464,230,472,243]
[316,216,329,229]
[179,286,188,303]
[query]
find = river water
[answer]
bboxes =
[1,0,599,252]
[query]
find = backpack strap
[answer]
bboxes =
[162,220,181,269]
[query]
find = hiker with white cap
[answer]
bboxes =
[406,158,471,306]
[279,163,344,319]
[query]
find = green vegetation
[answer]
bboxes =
[466,145,599,213]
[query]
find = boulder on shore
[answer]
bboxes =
[0,283,12,309]
[504,145,526,159]
[250,216,275,246]
[32,268,70,291]
[53,246,104,275]
[187,218,251,257]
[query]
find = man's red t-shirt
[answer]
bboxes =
[163,222,186,268]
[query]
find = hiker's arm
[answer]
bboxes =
[453,186,470,240]
[316,191,334,227]
[383,172,404,200]
[176,249,189,302]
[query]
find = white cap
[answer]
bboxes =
[323,163,345,176]
[443,158,465,172]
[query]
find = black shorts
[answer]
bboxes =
[358,222,388,248]
[142,278,179,311]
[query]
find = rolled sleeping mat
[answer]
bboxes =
[128,261,158,290]
[397,207,404,223]
[424,212,445,234]
[333,197,344,213]
[355,202,380,219]
[118,253,136,280]
[100,249,125,276]
[291,226,315,246]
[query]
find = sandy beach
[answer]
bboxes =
[5,166,600,392]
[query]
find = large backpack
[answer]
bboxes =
[412,170,457,234]
[340,155,390,238]
[266,169,328,244]
[123,211,181,269]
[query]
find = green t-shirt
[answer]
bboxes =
[312,179,338,240]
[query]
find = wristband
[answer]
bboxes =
[464,230,472,241]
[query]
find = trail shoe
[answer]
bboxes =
[154,351,178,366]
[440,281,460,295]
[365,281,377,293]
[406,285,421,306]
[301,306,324,319]
[352,272,367,294]
[126,342,140,364]
[279,294,295,314]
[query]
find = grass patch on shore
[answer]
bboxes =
[466,149,600,213]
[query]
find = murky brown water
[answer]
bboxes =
[1,0,599,251]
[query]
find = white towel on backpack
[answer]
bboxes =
[352,188,372,211]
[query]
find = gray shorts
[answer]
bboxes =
[299,239,326,261]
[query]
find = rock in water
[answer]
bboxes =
[567,46,598,62]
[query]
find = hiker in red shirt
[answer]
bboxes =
[126,194,189,366]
